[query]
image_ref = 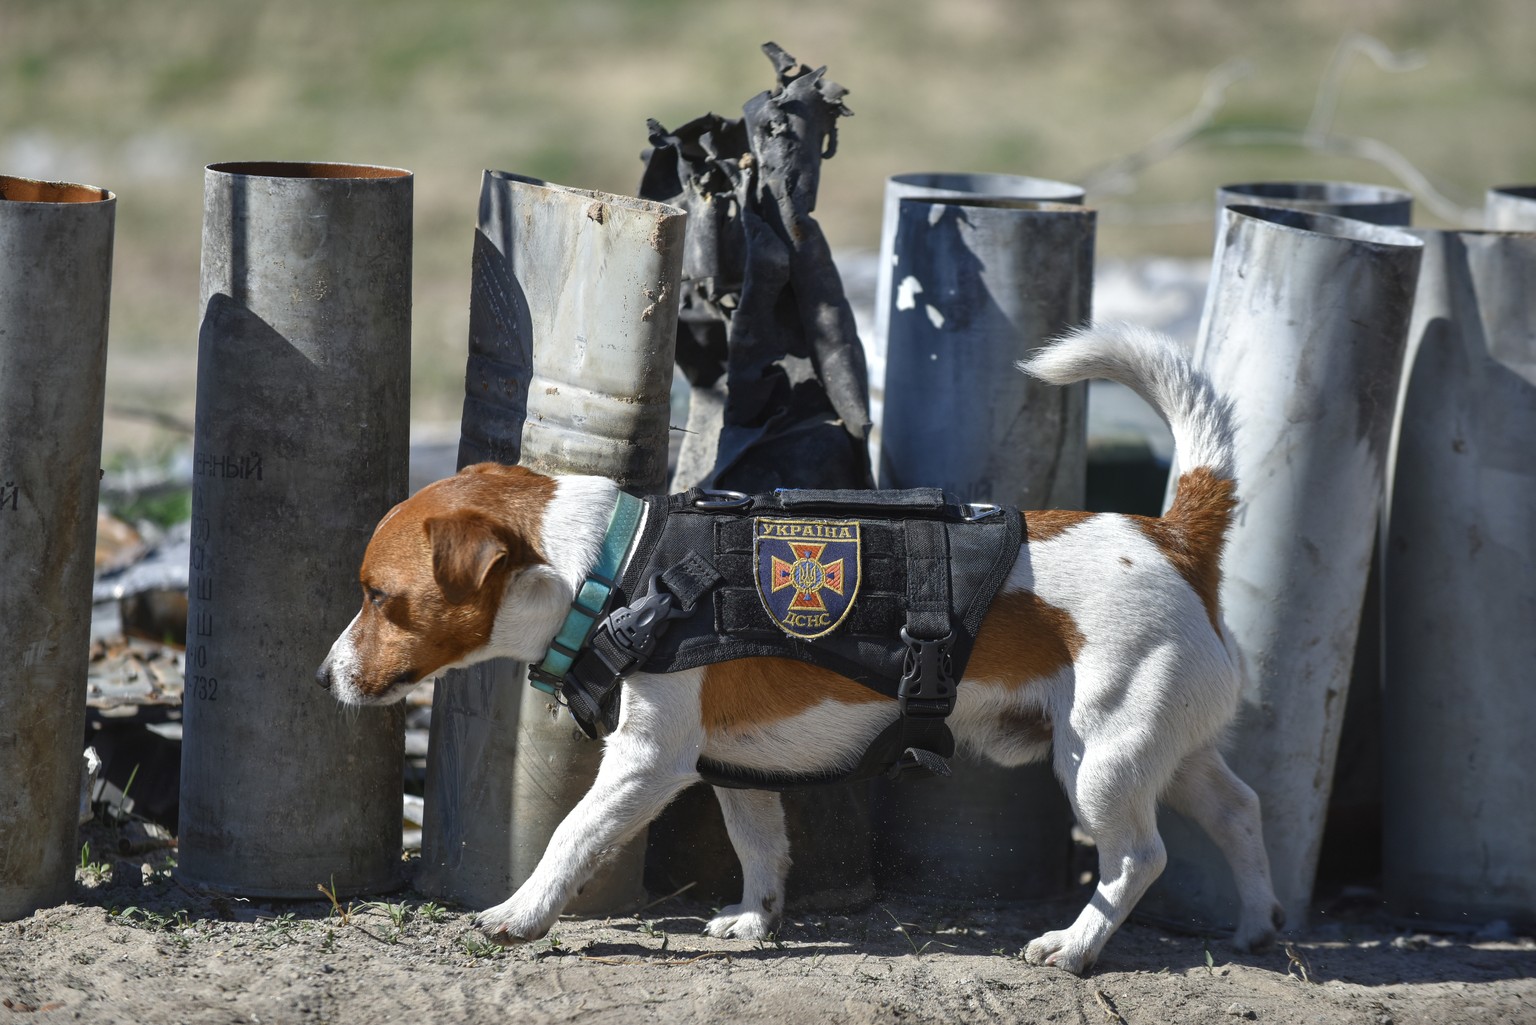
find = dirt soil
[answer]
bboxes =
[3,829,1533,1025]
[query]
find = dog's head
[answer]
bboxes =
[316,463,564,705]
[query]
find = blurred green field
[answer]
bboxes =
[3,0,1532,459]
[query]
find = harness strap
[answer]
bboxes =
[895,519,957,762]
[561,551,724,738]
[697,714,955,791]
[904,518,952,643]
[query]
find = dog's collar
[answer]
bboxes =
[528,489,646,695]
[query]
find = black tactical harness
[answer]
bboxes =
[529,487,1022,790]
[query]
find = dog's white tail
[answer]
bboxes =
[1022,323,1239,610]
[1021,321,1236,482]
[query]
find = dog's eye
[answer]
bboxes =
[366,586,388,608]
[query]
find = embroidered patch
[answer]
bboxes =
[754,518,861,639]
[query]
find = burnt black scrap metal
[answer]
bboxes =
[636,43,877,904]
[640,42,873,491]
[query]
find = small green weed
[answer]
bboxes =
[79,842,111,884]
[530,932,571,961]
[879,906,956,958]
[461,935,507,960]
[316,877,352,925]
[112,905,194,950]
[357,900,413,931]
[256,911,302,948]
[637,918,670,952]
[113,906,189,931]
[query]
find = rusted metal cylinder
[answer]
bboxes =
[1145,205,1423,932]
[1382,228,1536,929]
[1486,185,1536,230]
[176,162,412,897]
[0,175,115,921]
[416,171,684,913]
[872,197,1094,899]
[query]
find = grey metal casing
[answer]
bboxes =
[177,162,412,897]
[870,173,1083,472]
[873,197,1094,899]
[416,171,684,912]
[0,176,115,921]
[1486,186,1536,231]
[872,173,1084,370]
[1146,205,1423,931]
[1382,227,1536,929]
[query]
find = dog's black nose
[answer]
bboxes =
[315,663,332,690]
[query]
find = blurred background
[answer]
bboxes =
[2,0,1533,464]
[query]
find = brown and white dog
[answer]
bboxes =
[317,323,1281,974]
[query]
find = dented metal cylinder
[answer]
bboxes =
[176,162,412,897]
[416,171,684,911]
[873,197,1094,899]
[0,175,115,921]
[880,198,1095,507]
[1202,183,1415,892]
[1146,205,1423,932]
[871,174,1083,465]
[1198,181,1414,362]
[1486,185,1536,230]
[1382,228,1536,929]
[873,173,1084,364]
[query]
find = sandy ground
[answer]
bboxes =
[3,831,1533,1025]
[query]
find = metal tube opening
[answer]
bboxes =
[0,175,113,204]
[1221,180,1412,205]
[206,161,410,180]
[1225,203,1423,249]
[890,172,1084,201]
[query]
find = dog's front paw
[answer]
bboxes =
[1230,901,1285,953]
[1024,929,1097,975]
[475,900,552,946]
[703,904,778,941]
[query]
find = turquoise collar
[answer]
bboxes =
[528,490,646,695]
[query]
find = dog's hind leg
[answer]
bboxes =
[1026,743,1168,975]
[704,787,790,940]
[1163,743,1283,951]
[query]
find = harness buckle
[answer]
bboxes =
[961,502,1003,522]
[528,671,561,696]
[897,626,956,716]
[692,489,751,510]
[603,571,689,662]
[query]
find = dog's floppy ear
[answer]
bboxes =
[425,513,515,606]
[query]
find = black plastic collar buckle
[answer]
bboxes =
[897,627,956,717]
